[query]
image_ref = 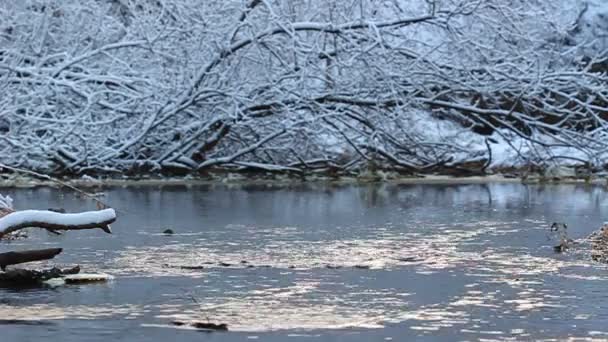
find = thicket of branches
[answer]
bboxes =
[0,0,606,176]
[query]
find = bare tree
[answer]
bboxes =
[0,0,605,176]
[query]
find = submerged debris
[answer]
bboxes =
[588,223,608,263]
[163,261,381,271]
[178,265,205,270]
[550,222,608,263]
[0,266,80,285]
[172,320,228,331]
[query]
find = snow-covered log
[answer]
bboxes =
[0,192,116,285]
[0,209,116,239]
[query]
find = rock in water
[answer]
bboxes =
[162,229,174,235]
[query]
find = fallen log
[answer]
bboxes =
[0,194,117,287]
[0,248,62,271]
[0,266,80,285]
[0,209,116,239]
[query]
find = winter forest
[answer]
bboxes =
[1,0,607,177]
[5,1,608,339]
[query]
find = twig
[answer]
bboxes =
[0,163,110,209]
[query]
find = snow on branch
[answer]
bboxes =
[0,209,116,239]
[0,0,606,174]
[0,195,13,210]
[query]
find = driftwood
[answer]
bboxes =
[589,224,608,263]
[0,207,116,280]
[0,266,80,285]
[547,222,608,263]
[0,194,117,287]
[0,248,62,271]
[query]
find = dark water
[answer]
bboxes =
[1,183,608,341]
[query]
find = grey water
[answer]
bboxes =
[1,183,608,341]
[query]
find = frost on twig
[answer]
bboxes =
[0,195,14,219]
[0,195,13,211]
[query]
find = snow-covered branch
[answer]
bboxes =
[0,0,606,175]
[0,209,116,239]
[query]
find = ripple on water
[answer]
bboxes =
[92,219,608,332]
[4,183,608,338]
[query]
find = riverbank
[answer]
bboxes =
[0,170,606,188]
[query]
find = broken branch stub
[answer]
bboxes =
[0,209,116,239]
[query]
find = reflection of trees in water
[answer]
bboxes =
[349,183,608,231]
[5,183,608,235]
[357,184,391,208]
[355,183,498,210]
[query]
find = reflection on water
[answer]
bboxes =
[1,183,608,341]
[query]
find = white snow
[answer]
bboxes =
[0,209,116,233]
[573,0,608,53]
[0,0,605,173]
[0,195,13,210]
[64,273,113,283]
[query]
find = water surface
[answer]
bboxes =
[1,183,607,341]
